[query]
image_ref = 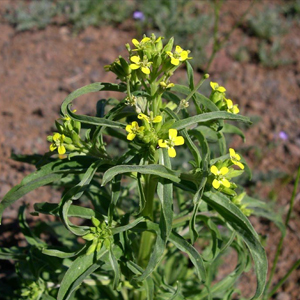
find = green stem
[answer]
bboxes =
[263,166,300,299]
[268,259,300,299]
[136,174,157,300]
[137,175,158,268]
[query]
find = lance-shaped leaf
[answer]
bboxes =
[66,105,125,129]
[169,231,206,283]
[173,111,251,131]
[102,165,181,186]
[221,123,246,142]
[157,148,174,240]
[0,157,103,223]
[57,247,108,300]
[202,191,267,299]
[170,84,219,112]
[61,82,126,115]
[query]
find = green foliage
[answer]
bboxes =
[5,0,134,31]
[1,34,285,300]
[138,0,213,69]
[247,6,289,41]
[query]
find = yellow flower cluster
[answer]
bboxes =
[210,81,239,114]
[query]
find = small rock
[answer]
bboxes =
[276,292,291,300]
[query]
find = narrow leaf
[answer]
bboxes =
[202,191,267,299]
[102,165,180,186]
[173,111,251,131]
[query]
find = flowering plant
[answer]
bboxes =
[1,34,276,300]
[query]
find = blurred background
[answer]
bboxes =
[0,0,300,298]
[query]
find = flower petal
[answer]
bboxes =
[220,167,229,175]
[170,57,179,66]
[212,179,221,189]
[175,45,183,53]
[168,147,176,158]
[129,64,140,70]
[158,139,167,148]
[169,129,178,139]
[53,133,61,141]
[233,105,239,114]
[180,51,188,61]
[153,115,162,123]
[229,148,235,157]
[58,145,66,155]
[221,178,231,188]
[174,136,184,146]
[130,56,140,63]
[131,121,139,129]
[210,165,219,175]
[226,99,233,108]
[127,133,136,141]
[217,86,226,93]
[125,124,133,132]
[233,160,244,170]
[141,37,150,43]
[141,67,150,74]
[50,143,57,151]
[210,82,218,90]
[132,39,139,47]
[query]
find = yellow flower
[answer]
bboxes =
[49,133,66,155]
[210,165,231,189]
[225,99,239,114]
[160,81,174,89]
[158,129,184,158]
[138,113,162,123]
[229,148,244,169]
[166,45,192,66]
[125,121,145,141]
[132,37,151,50]
[210,82,226,93]
[129,56,152,74]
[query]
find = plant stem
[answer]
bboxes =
[137,174,157,268]
[268,258,300,299]
[263,166,300,299]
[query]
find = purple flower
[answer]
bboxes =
[133,11,145,21]
[278,131,288,141]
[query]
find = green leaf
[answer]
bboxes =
[202,191,268,299]
[60,82,126,115]
[186,61,195,92]
[243,195,285,235]
[34,202,101,219]
[108,247,120,289]
[111,217,145,235]
[169,231,206,283]
[102,165,181,186]
[66,105,125,129]
[171,84,219,112]
[42,246,86,259]
[157,148,174,240]
[60,160,109,235]
[221,123,246,142]
[57,247,108,300]
[0,157,102,223]
[173,111,251,131]
[18,205,46,247]
[0,247,27,261]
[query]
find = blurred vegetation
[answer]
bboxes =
[3,0,296,69]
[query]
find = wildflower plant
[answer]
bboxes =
[1,34,282,300]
